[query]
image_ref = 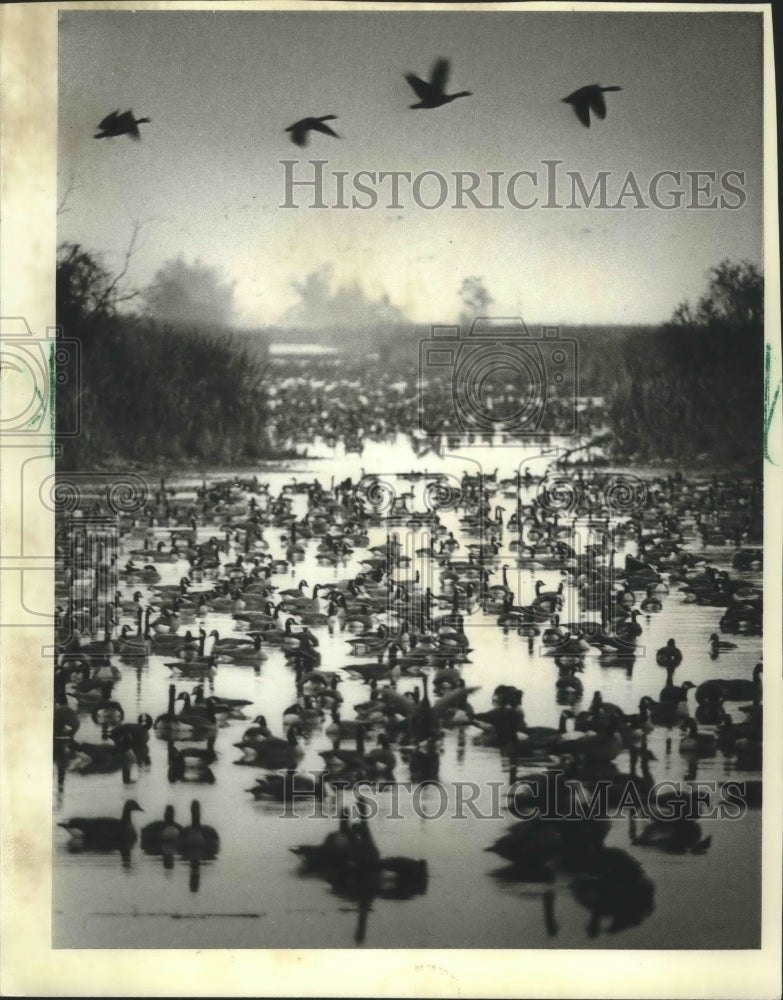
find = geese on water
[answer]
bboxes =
[695,662,762,704]
[715,712,762,752]
[285,116,340,147]
[175,692,222,736]
[318,726,373,779]
[59,799,143,850]
[362,733,397,777]
[191,683,252,718]
[486,820,563,878]
[638,693,686,729]
[629,814,711,855]
[247,769,330,803]
[234,725,304,767]
[242,715,273,741]
[212,632,267,666]
[167,739,217,784]
[108,714,153,765]
[433,682,480,725]
[117,621,151,660]
[150,629,196,655]
[291,810,380,872]
[53,672,80,743]
[640,586,664,613]
[91,683,125,734]
[67,735,138,779]
[469,705,527,749]
[678,718,717,756]
[555,665,584,696]
[488,808,611,874]
[208,628,257,654]
[404,58,472,109]
[154,685,200,740]
[177,800,220,860]
[325,709,365,742]
[166,652,218,680]
[708,632,738,654]
[140,805,183,855]
[66,660,104,708]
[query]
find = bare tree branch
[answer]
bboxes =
[57,171,76,217]
[86,220,145,319]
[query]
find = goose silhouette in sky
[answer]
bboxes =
[404,58,472,109]
[562,84,622,127]
[94,110,151,141]
[285,116,341,147]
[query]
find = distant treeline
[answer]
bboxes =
[607,261,763,468]
[56,243,272,468]
[57,243,762,470]
[371,263,763,468]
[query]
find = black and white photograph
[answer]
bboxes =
[0,1,781,995]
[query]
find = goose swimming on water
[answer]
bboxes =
[59,799,143,849]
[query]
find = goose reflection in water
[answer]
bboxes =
[569,847,655,937]
[155,800,221,890]
[597,652,636,677]
[488,762,658,938]
[140,804,182,871]
[491,842,655,939]
[139,801,220,891]
[291,804,428,945]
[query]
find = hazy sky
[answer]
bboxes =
[58,9,764,328]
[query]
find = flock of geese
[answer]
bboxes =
[93,58,622,145]
[54,466,763,940]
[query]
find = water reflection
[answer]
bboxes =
[53,454,764,949]
[291,807,428,945]
[490,835,655,940]
[569,848,655,938]
[138,800,221,889]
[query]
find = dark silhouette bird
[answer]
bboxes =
[404,59,471,109]
[562,85,622,127]
[177,799,220,860]
[140,805,182,854]
[58,799,143,850]
[285,116,340,147]
[94,110,151,141]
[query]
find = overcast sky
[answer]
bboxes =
[58,9,764,328]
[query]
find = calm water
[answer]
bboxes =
[53,439,762,948]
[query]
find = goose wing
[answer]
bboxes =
[98,109,120,130]
[404,73,435,101]
[564,88,592,127]
[285,120,309,147]
[312,120,340,139]
[430,58,450,92]
[588,88,608,121]
[115,111,142,139]
[571,99,591,127]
